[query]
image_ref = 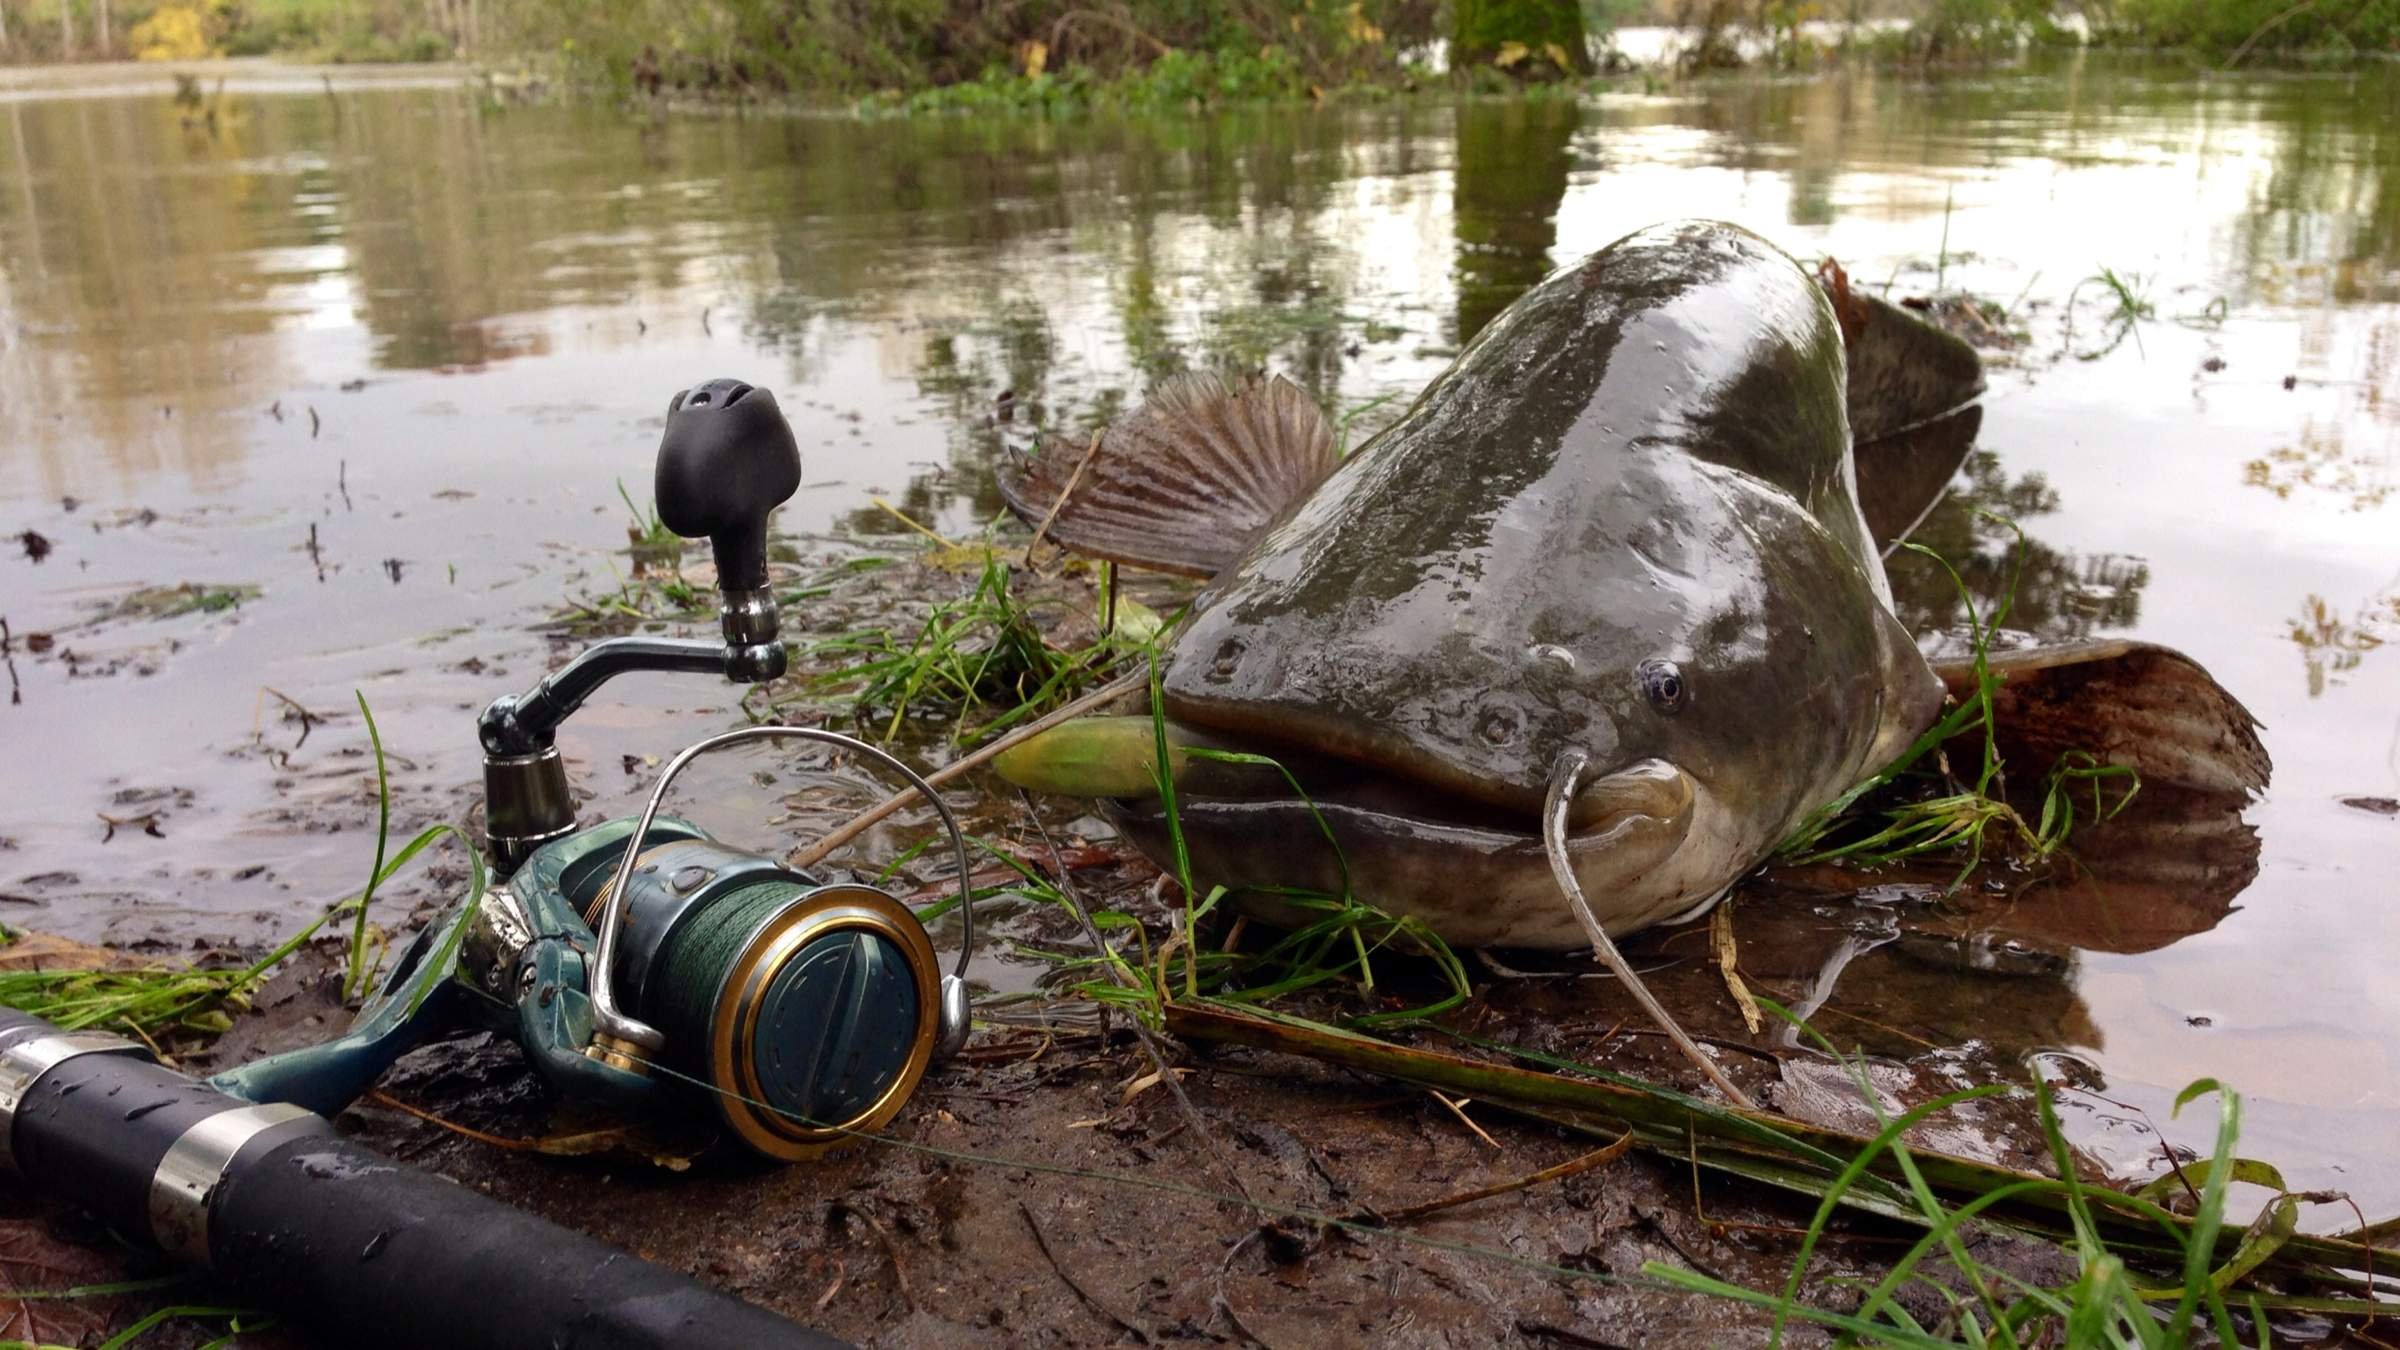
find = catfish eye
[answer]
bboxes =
[1636,658,1685,713]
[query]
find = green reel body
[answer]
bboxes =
[215,817,946,1163]
[499,823,943,1160]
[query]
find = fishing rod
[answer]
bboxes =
[12,378,978,1346]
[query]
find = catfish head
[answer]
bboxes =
[1000,221,1976,948]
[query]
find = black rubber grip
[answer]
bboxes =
[0,1014,840,1349]
[210,1135,839,1349]
[12,1049,230,1240]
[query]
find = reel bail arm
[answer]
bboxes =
[584,725,978,1062]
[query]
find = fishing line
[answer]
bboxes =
[1542,750,1759,1110]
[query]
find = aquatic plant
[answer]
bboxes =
[2068,266,2158,362]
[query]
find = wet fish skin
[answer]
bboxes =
[1139,223,1941,940]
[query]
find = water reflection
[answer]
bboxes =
[1737,779,2261,1119]
[2288,581,2399,697]
[1452,98,1578,343]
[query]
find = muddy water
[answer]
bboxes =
[3,57,2396,1223]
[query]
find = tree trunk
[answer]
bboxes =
[1,0,12,54]
[96,0,108,55]
[60,0,73,58]
[1452,0,1591,76]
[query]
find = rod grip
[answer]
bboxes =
[211,1134,838,1350]
[1,1021,839,1350]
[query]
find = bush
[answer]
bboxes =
[2104,0,2400,54]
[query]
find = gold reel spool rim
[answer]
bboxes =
[705,884,941,1162]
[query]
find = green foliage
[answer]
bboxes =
[215,0,458,63]
[518,0,1438,105]
[803,547,1157,747]
[870,44,1320,115]
[2102,0,2400,56]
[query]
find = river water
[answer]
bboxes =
[2,56,2394,1220]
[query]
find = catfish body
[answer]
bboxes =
[996,221,2261,949]
[1132,222,1940,944]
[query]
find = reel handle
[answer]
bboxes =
[653,378,801,594]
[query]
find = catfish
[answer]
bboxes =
[993,221,2267,1102]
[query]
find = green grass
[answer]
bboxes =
[1641,1004,2337,1347]
[801,547,1163,748]
[616,479,684,572]
[1779,514,2138,878]
[0,692,480,1047]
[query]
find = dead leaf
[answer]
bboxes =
[1712,904,1764,1035]
[0,1217,132,1346]
[0,930,145,973]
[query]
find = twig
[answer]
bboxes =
[834,1201,914,1307]
[96,811,166,842]
[786,668,1142,869]
[869,497,957,550]
[1354,1129,1635,1227]
[1212,1228,1276,1349]
[1429,1092,1501,1150]
[1710,904,1764,1035]
[364,1090,535,1151]
[258,687,328,750]
[1,618,19,706]
[1018,1200,1153,1343]
[2224,0,2313,66]
[1024,428,1105,566]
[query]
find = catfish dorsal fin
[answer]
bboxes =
[998,372,1338,579]
[1818,260,1989,553]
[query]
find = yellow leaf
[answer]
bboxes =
[1494,40,1529,68]
[1545,42,1573,69]
[1019,40,1047,77]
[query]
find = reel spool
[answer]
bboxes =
[577,727,976,1161]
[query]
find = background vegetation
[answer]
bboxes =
[0,0,2390,109]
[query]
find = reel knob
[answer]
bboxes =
[653,379,801,594]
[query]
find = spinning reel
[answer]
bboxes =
[215,379,972,1160]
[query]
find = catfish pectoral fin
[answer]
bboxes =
[989,714,1298,799]
[1932,639,2272,796]
[997,371,1338,578]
